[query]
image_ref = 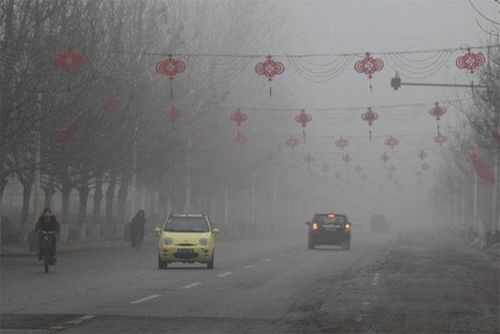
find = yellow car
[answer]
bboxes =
[155,214,219,269]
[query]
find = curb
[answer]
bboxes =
[1,241,128,257]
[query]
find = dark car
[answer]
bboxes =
[370,214,390,232]
[306,213,351,250]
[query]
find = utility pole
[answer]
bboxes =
[184,133,192,213]
[33,92,42,219]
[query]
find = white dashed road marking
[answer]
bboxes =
[217,271,232,278]
[182,282,202,289]
[130,294,160,304]
[278,253,287,257]
[244,264,256,269]
[65,315,96,325]
[263,258,272,262]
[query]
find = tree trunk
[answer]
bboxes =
[94,173,103,220]
[105,172,117,225]
[117,174,130,225]
[77,186,89,226]
[20,180,32,234]
[43,176,55,209]
[60,184,72,225]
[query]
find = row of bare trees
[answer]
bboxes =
[432,45,500,241]
[1,0,298,241]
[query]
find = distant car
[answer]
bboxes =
[306,212,351,250]
[155,213,219,269]
[370,214,390,232]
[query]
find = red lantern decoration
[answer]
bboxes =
[295,109,312,143]
[361,107,379,141]
[418,149,428,161]
[231,108,248,138]
[235,133,248,145]
[231,108,248,127]
[286,136,300,149]
[255,55,285,96]
[155,55,186,80]
[166,106,181,128]
[342,152,352,164]
[54,48,85,73]
[429,102,447,121]
[456,48,486,73]
[385,136,400,150]
[355,52,384,88]
[103,99,121,113]
[381,152,390,164]
[434,133,447,145]
[335,137,349,150]
[304,153,314,168]
[266,152,275,162]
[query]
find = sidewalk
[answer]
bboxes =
[1,239,128,257]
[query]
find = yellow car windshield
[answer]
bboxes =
[164,217,209,233]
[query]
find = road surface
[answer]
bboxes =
[1,226,498,333]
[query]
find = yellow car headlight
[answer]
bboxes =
[199,238,209,246]
[163,237,173,245]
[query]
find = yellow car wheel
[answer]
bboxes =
[207,252,214,269]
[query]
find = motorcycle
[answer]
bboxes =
[39,231,56,272]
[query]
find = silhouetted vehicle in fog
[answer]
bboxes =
[155,214,219,269]
[306,213,351,250]
[370,214,390,232]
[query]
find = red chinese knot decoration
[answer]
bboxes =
[335,137,349,150]
[235,133,248,145]
[361,107,379,141]
[381,152,390,164]
[230,108,248,127]
[385,136,399,150]
[434,133,447,145]
[166,106,181,121]
[266,152,275,162]
[156,55,186,80]
[429,102,446,121]
[255,56,285,81]
[286,136,300,149]
[255,56,285,97]
[56,120,79,143]
[305,153,314,164]
[342,153,352,164]
[355,52,384,79]
[456,48,486,73]
[192,129,205,143]
[54,48,85,73]
[295,109,312,143]
[418,149,427,161]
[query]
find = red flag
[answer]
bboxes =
[469,150,495,183]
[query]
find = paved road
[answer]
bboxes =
[1,226,498,333]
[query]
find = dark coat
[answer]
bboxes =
[130,214,145,235]
[35,215,60,233]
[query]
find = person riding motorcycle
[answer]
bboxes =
[35,208,60,261]
[130,210,146,247]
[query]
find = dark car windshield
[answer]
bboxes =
[164,217,209,232]
[314,214,347,224]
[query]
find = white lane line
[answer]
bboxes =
[182,282,202,289]
[65,315,95,325]
[244,264,256,269]
[217,271,232,277]
[130,294,160,304]
[263,258,272,262]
